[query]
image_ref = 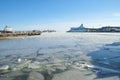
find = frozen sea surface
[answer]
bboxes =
[0,32,120,56]
[0,32,120,80]
[0,32,120,66]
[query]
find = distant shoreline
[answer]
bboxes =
[0,32,41,38]
[67,32,120,33]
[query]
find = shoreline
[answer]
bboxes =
[0,32,41,39]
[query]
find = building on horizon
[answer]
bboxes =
[67,24,87,32]
[100,26,120,32]
[67,24,120,32]
[4,26,13,33]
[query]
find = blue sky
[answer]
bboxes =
[0,0,120,31]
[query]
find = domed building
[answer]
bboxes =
[4,26,13,33]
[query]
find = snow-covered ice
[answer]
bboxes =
[0,32,120,80]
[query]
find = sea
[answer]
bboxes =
[0,32,120,56]
[0,32,120,80]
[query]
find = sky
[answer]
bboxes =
[0,0,120,31]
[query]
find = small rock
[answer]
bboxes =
[27,71,44,80]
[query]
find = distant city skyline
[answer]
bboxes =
[0,0,120,31]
